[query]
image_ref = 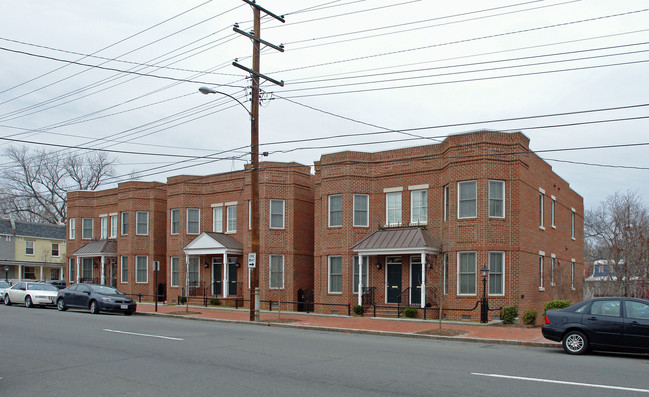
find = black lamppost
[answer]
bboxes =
[480,266,490,323]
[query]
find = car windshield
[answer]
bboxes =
[28,283,58,291]
[90,285,125,295]
[0,281,9,288]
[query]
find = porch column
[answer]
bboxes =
[18,264,22,282]
[223,253,229,298]
[358,254,363,306]
[40,265,44,281]
[420,252,426,309]
[101,255,106,285]
[185,255,190,297]
[76,256,80,283]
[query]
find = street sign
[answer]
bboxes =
[248,253,256,268]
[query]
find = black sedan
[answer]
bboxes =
[542,297,649,354]
[56,283,136,315]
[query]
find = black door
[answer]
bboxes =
[387,259,401,304]
[411,263,422,305]
[228,262,238,296]
[212,260,222,295]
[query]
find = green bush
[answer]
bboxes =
[352,305,363,315]
[544,299,572,315]
[500,306,519,324]
[209,298,221,306]
[522,309,537,325]
[403,308,418,318]
[178,296,187,304]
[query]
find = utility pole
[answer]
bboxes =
[233,0,284,321]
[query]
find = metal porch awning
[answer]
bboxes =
[351,227,439,256]
[72,239,117,257]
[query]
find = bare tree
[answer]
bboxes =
[0,146,118,224]
[585,191,649,297]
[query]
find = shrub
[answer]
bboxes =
[544,299,572,315]
[403,308,418,318]
[178,296,187,304]
[352,305,363,315]
[522,309,537,325]
[209,298,221,306]
[500,306,519,324]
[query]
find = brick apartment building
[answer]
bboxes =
[65,130,583,321]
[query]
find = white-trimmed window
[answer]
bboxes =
[488,252,504,295]
[550,255,556,286]
[458,181,477,219]
[188,257,199,287]
[571,208,576,240]
[328,256,343,293]
[353,194,369,227]
[551,196,556,228]
[120,256,128,283]
[136,256,148,283]
[353,256,368,294]
[269,254,284,289]
[270,200,285,229]
[539,189,545,229]
[212,206,223,232]
[100,216,108,239]
[328,194,343,227]
[488,180,505,218]
[25,240,34,256]
[457,251,476,295]
[170,257,179,287]
[121,212,128,235]
[110,214,117,238]
[386,192,402,226]
[51,243,60,257]
[82,218,93,239]
[187,208,200,234]
[69,218,76,239]
[571,259,575,290]
[539,255,544,289]
[226,205,237,233]
[69,258,75,282]
[170,209,179,234]
[443,185,450,221]
[443,253,449,295]
[410,190,427,225]
[136,211,149,235]
[81,258,93,281]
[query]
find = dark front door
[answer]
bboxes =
[228,262,238,296]
[212,259,222,296]
[387,258,401,304]
[411,262,422,306]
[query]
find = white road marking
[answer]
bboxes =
[472,373,649,393]
[103,329,184,341]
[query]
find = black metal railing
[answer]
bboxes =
[361,287,375,311]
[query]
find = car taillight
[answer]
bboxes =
[545,315,551,325]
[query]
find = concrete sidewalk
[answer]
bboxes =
[136,303,559,348]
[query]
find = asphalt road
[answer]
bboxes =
[1,304,649,396]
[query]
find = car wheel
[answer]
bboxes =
[89,300,100,314]
[57,298,67,311]
[25,295,33,308]
[3,294,11,306]
[563,330,588,355]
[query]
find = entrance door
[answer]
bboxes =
[228,260,238,296]
[212,258,222,295]
[386,257,402,304]
[411,259,422,306]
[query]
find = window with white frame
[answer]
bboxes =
[328,194,343,227]
[443,185,449,221]
[443,253,449,295]
[328,256,343,293]
[212,206,223,232]
[226,205,237,232]
[69,218,76,239]
[458,181,477,219]
[170,257,179,287]
[539,255,544,289]
[121,212,129,235]
[551,196,556,228]
[25,240,34,256]
[550,255,556,286]
[353,256,368,294]
[269,255,284,289]
[571,209,576,240]
[353,194,369,227]
[458,252,476,295]
[110,214,117,238]
[187,208,200,234]
[385,191,402,226]
[82,258,92,281]
[120,256,128,283]
[170,209,179,234]
[136,211,149,235]
[488,252,504,295]
[539,189,545,229]
[188,257,199,287]
[410,190,427,225]
[51,243,60,257]
[82,218,93,239]
[571,259,575,289]
[136,256,148,283]
[69,258,75,282]
[488,180,505,218]
[100,216,108,239]
[270,200,285,229]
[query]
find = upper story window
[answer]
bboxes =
[51,243,60,257]
[458,181,476,219]
[353,194,369,227]
[187,208,200,234]
[69,218,76,240]
[226,204,237,233]
[270,199,285,229]
[100,216,108,239]
[385,191,402,226]
[136,211,149,235]
[212,205,223,232]
[82,218,93,239]
[109,214,117,238]
[170,209,179,234]
[443,185,449,221]
[121,212,128,235]
[488,180,505,218]
[539,188,545,229]
[410,188,427,225]
[25,240,34,256]
[328,194,343,227]
[571,208,576,240]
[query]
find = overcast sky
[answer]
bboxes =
[1,0,648,210]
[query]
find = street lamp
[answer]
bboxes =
[480,266,489,323]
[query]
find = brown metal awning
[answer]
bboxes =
[352,227,439,256]
[72,239,117,257]
[183,232,243,256]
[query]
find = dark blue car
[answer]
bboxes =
[56,283,136,315]
[542,297,649,354]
